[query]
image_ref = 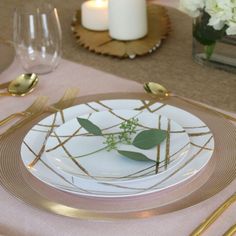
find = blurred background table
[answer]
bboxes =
[0,0,235,111]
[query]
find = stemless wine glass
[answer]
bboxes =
[13,2,62,74]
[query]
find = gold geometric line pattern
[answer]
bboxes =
[26,126,212,195]
[43,127,185,138]
[59,109,65,124]
[155,115,161,174]
[145,135,214,192]
[52,131,93,178]
[152,104,168,113]
[46,127,82,152]
[190,142,213,151]
[50,142,189,181]
[39,159,89,192]
[27,112,58,168]
[118,142,191,180]
[85,103,99,112]
[189,131,212,137]
[165,119,171,169]
[96,101,113,110]
[36,123,60,128]
[45,141,189,182]
[140,100,154,112]
[135,100,166,112]
[23,138,89,192]
[44,109,190,182]
[183,125,208,129]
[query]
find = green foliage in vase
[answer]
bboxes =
[193,11,227,59]
[193,11,226,45]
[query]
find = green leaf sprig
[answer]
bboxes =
[103,118,139,151]
[77,117,167,162]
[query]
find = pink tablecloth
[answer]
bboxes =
[0,1,236,236]
[0,57,236,236]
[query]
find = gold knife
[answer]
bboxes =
[190,193,236,236]
[223,224,236,236]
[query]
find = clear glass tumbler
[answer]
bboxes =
[13,3,62,74]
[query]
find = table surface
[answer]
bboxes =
[0,1,236,236]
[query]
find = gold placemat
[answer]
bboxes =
[0,93,235,219]
[71,5,170,58]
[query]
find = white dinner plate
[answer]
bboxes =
[21,99,214,198]
[45,109,190,183]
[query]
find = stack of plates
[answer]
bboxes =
[21,98,214,199]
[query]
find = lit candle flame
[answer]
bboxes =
[95,0,106,7]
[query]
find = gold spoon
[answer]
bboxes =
[144,82,236,122]
[0,73,39,97]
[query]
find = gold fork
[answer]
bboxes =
[0,96,49,126]
[48,88,79,111]
[190,193,236,236]
[46,88,79,123]
[27,88,79,168]
[0,88,79,139]
[0,96,49,137]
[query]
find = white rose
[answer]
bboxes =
[206,0,236,33]
[226,21,236,35]
[179,0,205,17]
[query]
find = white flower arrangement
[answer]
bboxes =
[180,0,236,35]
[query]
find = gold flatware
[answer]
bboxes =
[48,88,79,111]
[46,87,79,123]
[0,73,39,97]
[223,224,236,236]
[0,96,49,138]
[0,96,48,126]
[0,88,79,138]
[0,88,78,128]
[144,82,236,122]
[190,193,236,236]
[28,88,79,168]
[0,81,11,89]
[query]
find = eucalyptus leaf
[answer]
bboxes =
[118,150,155,162]
[77,117,102,135]
[132,129,167,150]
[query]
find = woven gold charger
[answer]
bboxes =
[0,93,236,220]
[71,5,170,58]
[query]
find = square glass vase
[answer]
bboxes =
[192,33,236,74]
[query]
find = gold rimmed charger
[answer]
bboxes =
[0,93,236,220]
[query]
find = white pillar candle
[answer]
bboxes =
[108,0,148,41]
[81,0,108,31]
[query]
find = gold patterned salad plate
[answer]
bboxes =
[20,98,214,198]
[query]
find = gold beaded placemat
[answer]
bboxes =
[71,5,170,59]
